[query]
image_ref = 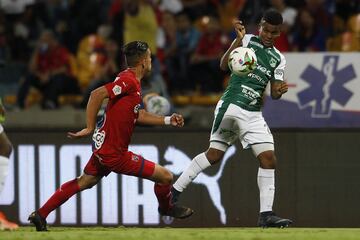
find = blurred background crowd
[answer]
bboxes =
[0,0,359,110]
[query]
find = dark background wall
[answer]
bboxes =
[3,128,360,227]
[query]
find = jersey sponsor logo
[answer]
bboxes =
[92,129,106,150]
[256,65,272,77]
[241,85,261,99]
[134,104,140,114]
[274,69,284,80]
[298,55,356,117]
[131,154,139,162]
[112,85,122,95]
[269,58,277,68]
[164,145,236,224]
[248,72,266,85]
[267,50,280,62]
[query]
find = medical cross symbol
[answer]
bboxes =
[297,56,356,118]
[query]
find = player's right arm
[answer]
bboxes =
[219,20,246,71]
[68,77,134,139]
[68,86,109,139]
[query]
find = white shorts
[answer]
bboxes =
[210,100,274,151]
[0,124,3,134]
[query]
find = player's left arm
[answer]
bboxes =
[270,53,287,100]
[137,110,184,127]
[270,80,288,99]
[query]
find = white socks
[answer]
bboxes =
[173,152,211,192]
[257,167,275,213]
[0,156,9,194]
[173,155,276,213]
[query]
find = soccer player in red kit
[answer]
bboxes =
[28,41,193,231]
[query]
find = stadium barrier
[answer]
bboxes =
[1,128,360,227]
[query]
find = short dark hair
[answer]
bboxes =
[262,9,283,25]
[123,41,149,67]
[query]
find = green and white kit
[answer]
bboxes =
[210,34,286,153]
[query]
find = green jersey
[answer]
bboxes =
[221,34,286,111]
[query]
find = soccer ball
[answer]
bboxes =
[228,47,257,76]
[145,95,171,115]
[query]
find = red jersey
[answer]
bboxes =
[195,32,225,57]
[92,69,142,158]
[37,45,72,74]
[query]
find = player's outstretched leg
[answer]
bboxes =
[258,211,293,228]
[170,186,181,205]
[28,211,47,231]
[28,178,82,231]
[0,128,18,230]
[169,152,213,207]
[150,164,193,219]
[154,183,194,219]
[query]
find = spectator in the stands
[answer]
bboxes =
[181,0,217,20]
[292,8,326,51]
[17,30,79,109]
[0,10,9,66]
[327,14,360,51]
[123,0,158,55]
[270,0,297,33]
[238,0,270,34]
[9,4,43,63]
[190,16,227,93]
[78,38,120,108]
[164,11,200,93]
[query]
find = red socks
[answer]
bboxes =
[38,179,80,219]
[38,180,172,219]
[154,183,173,213]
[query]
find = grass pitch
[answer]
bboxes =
[1,227,360,240]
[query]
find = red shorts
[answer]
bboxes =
[84,151,155,178]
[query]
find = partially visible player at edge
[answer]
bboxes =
[0,99,19,230]
[171,9,293,227]
[28,41,193,231]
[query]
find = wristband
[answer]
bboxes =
[164,116,171,125]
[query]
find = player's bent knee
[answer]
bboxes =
[205,148,225,165]
[161,169,173,185]
[258,150,277,169]
[150,165,173,184]
[251,143,274,157]
[77,174,100,190]
[156,167,173,185]
[0,135,12,157]
[0,144,12,157]
[0,143,12,157]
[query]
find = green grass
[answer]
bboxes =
[1,227,360,240]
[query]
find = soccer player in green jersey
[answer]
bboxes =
[0,100,18,230]
[172,9,292,227]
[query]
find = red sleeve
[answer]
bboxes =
[104,76,135,99]
[57,47,70,65]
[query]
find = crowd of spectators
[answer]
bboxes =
[0,0,359,109]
